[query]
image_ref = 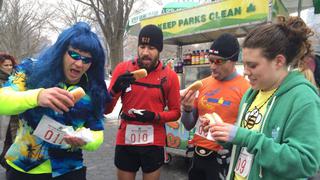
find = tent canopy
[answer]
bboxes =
[162,2,199,14]
[281,0,314,13]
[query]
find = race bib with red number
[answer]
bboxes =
[234,147,253,178]
[125,124,154,145]
[33,115,73,146]
[194,119,215,141]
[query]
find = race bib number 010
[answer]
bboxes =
[33,115,73,145]
[125,124,154,145]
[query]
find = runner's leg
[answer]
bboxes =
[142,168,160,180]
[140,146,164,180]
[117,168,136,180]
[114,145,140,180]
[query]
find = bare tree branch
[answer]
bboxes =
[48,0,95,34]
[75,0,135,70]
[0,0,53,61]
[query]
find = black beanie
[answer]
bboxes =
[210,33,240,61]
[138,25,163,52]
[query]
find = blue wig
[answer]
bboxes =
[25,22,110,118]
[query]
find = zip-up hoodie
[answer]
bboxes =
[227,71,320,180]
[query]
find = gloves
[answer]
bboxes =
[131,110,156,123]
[112,72,135,94]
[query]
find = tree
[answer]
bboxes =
[0,0,52,61]
[75,0,135,70]
[48,0,95,33]
[0,0,3,11]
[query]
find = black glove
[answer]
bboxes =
[112,72,135,94]
[132,110,156,123]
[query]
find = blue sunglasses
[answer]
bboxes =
[67,50,92,64]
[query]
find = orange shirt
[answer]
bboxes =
[193,75,250,151]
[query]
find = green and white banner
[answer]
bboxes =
[141,0,279,39]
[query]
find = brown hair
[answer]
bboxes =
[243,16,313,68]
[0,52,17,66]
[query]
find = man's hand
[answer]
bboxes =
[180,89,197,112]
[37,87,74,113]
[131,110,156,123]
[112,72,135,94]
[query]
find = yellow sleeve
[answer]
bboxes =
[81,130,104,151]
[0,88,43,115]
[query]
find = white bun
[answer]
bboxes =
[203,112,223,125]
[131,69,147,80]
[186,80,203,91]
[70,87,86,102]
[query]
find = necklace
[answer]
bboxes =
[256,88,278,110]
[242,88,278,129]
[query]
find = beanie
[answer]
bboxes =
[210,33,240,61]
[138,25,163,52]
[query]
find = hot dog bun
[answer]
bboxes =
[131,69,147,80]
[212,112,223,124]
[70,87,85,102]
[203,112,223,125]
[186,80,203,91]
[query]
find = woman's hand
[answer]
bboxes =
[209,121,237,142]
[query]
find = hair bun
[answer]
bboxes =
[277,16,313,41]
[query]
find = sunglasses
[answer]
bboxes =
[208,50,239,65]
[209,58,229,65]
[67,50,92,64]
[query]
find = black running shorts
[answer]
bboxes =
[114,145,164,173]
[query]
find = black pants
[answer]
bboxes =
[0,116,18,169]
[6,165,86,180]
[188,147,230,180]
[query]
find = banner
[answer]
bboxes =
[141,0,270,39]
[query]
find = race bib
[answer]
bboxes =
[194,118,215,141]
[234,147,254,178]
[125,124,154,145]
[33,115,73,146]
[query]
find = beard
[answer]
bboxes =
[137,54,159,72]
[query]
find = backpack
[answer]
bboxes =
[122,59,170,110]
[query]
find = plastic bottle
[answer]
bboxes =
[177,58,183,73]
[200,50,205,64]
[182,52,188,65]
[191,50,196,65]
[195,50,200,65]
[205,49,209,64]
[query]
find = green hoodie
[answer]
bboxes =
[227,71,320,180]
